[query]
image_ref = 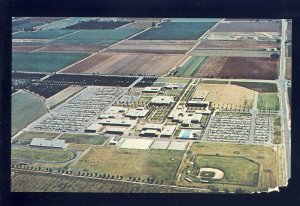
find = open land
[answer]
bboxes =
[72,146,184,184]
[175,56,208,77]
[197,40,278,49]
[12,131,58,144]
[212,22,281,32]
[63,53,184,76]
[257,93,279,110]
[12,91,48,136]
[230,82,278,93]
[191,49,272,57]
[58,134,108,145]
[198,57,279,80]
[285,57,291,80]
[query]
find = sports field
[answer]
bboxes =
[12,146,75,163]
[195,84,256,108]
[12,91,48,136]
[179,142,277,191]
[58,134,108,145]
[175,56,208,77]
[72,146,184,184]
[190,155,259,186]
[257,93,279,110]
[12,52,89,72]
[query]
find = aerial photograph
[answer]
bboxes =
[11,17,291,193]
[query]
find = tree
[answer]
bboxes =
[78,171,81,176]
[235,188,244,194]
[152,22,156,27]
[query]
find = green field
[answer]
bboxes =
[12,146,75,162]
[13,29,77,39]
[132,22,216,40]
[176,56,208,77]
[201,80,229,84]
[59,134,107,145]
[72,147,184,184]
[273,115,282,144]
[12,131,58,144]
[231,81,278,93]
[12,52,88,72]
[156,77,191,84]
[162,89,182,96]
[190,155,259,186]
[11,91,48,136]
[258,93,279,110]
[54,29,141,46]
[12,22,45,33]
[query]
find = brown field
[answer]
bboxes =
[12,45,44,52]
[178,142,277,192]
[212,22,281,32]
[198,57,279,80]
[45,86,84,109]
[64,53,184,76]
[106,40,196,54]
[195,84,256,107]
[285,57,291,80]
[197,40,278,49]
[37,44,105,54]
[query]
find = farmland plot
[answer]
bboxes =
[212,22,281,32]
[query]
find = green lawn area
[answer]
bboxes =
[59,134,107,145]
[12,131,58,144]
[12,52,88,72]
[202,80,229,84]
[190,155,259,186]
[11,146,75,162]
[257,93,279,110]
[13,29,76,39]
[273,115,282,144]
[11,91,48,136]
[72,147,184,184]
[175,56,207,77]
[156,77,191,84]
[162,89,182,96]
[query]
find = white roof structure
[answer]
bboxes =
[120,138,153,149]
[98,119,136,126]
[99,106,126,119]
[168,141,189,151]
[161,125,176,136]
[168,109,202,124]
[143,123,164,131]
[85,123,102,132]
[140,129,160,136]
[125,107,149,118]
[30,138,65,148]
[143,87,161,93]
[105,127,127,133]
[164,84,179,89]
[150,96,174,105]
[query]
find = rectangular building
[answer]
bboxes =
[30,138,65,149]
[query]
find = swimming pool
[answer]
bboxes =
[179,130,193,139]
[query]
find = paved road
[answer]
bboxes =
[278,19,291,179]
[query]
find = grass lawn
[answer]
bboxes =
[176,56,207,77]
[201,80,229,84]
[162,89,182,96]
[258,93,279,110]
[72,146,184,184]
[12,52,89,72]
[11,146,75,162]
[59,134,107,145]
[190,155,259,186]
[11,91,48,136]
[12,131,58,144]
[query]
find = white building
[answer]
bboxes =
[150,96,174,105]
[125,107,149,118]
[30,138,65,149]
[161,125,177,137]
[84,123,102,133]
[143,87,161,93]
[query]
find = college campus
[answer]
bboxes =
[11,17,291,193]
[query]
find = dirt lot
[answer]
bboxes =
[64,53,184,76]
[198,57,279,80]
[197,40,278,49]
[285,57,291,80]
[196,84,256,107]
[106,40,196,54]
[37,44,105,54]
[212,22,281,32]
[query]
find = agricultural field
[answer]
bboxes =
[123,18,163,29]
[58,134,108,145]
[107,40,196,54]
[178,142,277,192]
[191,49,272,57]
[257,93,279,110]
[11,91,48,136]
[230,81,278,93]
[13,29,77,39]
[285,57,291,80]
[45,86,84,109]
[35,44,105,54]
[131,22,216,40]
[196,84,256,108]
[12,131,58,144]
[72,146,184,184]
[64,20,130,29]
[11,170,200,192]
[155,77,191,84]
[12,22,45,33]
[196,40,278,50]
[212,21,281,32]
[198,57,279,80]
[201,80,229,84]
[175,56,208,77]
[52,29,141,46]
[12,146,75,163]
[12,45,45,52]
[12,52,89,72]
[63,53,184,76]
